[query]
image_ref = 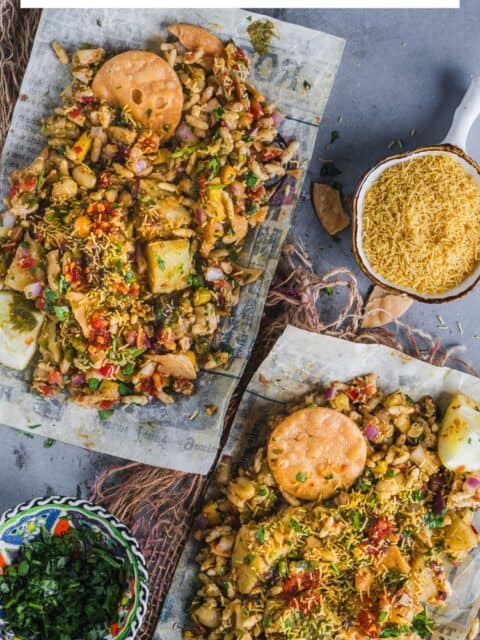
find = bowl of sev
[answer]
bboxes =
[352,77,480,303]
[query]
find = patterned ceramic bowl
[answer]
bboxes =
[0,496,149,640]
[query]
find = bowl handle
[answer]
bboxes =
[442,77,480,149]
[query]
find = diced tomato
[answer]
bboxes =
[68,107,82,119]
[90,314,109,331]
[48,370,63,385]
[98,363,115,378]
[19,255,35,270]
[234,46,247,61]
[357,608,380,637]
[111,622,121,636]
[261,148,282,162]
[196,171,208,194]
[8,183,19,199]
[38,383,55,397]
[97,172,112,188]
[129,283,140,297]
[367,517,393,543]
[140,378,155,396]
[283,570,321,597]
[99,400,114,410]
[347,387,360,402]
[250,100,264,120]
[35,297,46,311]
[80,95,96,103]
[54,518,71,536]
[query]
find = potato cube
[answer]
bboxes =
[145,239,192,294]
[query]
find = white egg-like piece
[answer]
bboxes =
[438,393,480,472]
[0,291,44,370]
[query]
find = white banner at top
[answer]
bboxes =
[21,0,461,9]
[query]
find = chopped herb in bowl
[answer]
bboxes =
[0,523,131,640]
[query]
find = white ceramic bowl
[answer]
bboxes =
[352,77,480,303]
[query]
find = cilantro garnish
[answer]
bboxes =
[0,525,130,640]
[255,527,265,544]
[88,378,101,392]
[98,409,113,421]
[296,471,307,483]
[246,172,258,188]
[53,305,69,322]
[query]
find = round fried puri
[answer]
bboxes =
[267,407,367,501]
[91,51,183,139]
[168,24,224,57]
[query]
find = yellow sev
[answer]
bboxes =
[361,154,480,294]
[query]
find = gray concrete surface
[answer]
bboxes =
[1,3,480,513]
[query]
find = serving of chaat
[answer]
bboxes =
[186,375,480,640]
[0,24,299,409]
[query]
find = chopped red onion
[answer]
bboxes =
[2,211,16,229]
[248,126,259,137]
[176,122,198,144]
[195,208,206,224]
[205,267,224,282]
[324,386,336,400]
[23,281,43,299]
[271,110,285,127]
[133,158,148,174]
[195,513,209,529]
[466,475,480,489]
[364,423,379,441]
[71,373,85,386]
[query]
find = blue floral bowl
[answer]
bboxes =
[0,496,149,640]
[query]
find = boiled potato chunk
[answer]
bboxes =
[438,393,480,471]
[0,291,44,370]
[146,239,192,294]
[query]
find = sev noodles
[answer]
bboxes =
[361,154,480,294]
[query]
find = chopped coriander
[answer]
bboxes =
[351,511,362,531]
[117,382,132,396]
[213,107,225,120]
[53,305,69,322]
[378,611,388,622]
[324,286,334,295]
[386,469,395,478]
[0,524,130,640]
[412,610,434,638]
[296,471,307,483]
[121,362,135,376]
[255,527,266,544]
[156,256,166,270]
[289,517,302,532]
[146,108,153,118]
[411,489,424,502]
[426,509,446,529]
[98,409,114,421]
[246,172,258,188]
[257,487,268,497]
[244,553,255,565]
[88,378,101,392]
[43,438,56,448]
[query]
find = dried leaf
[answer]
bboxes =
[312,183,350,235]
[362,286,413,328]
